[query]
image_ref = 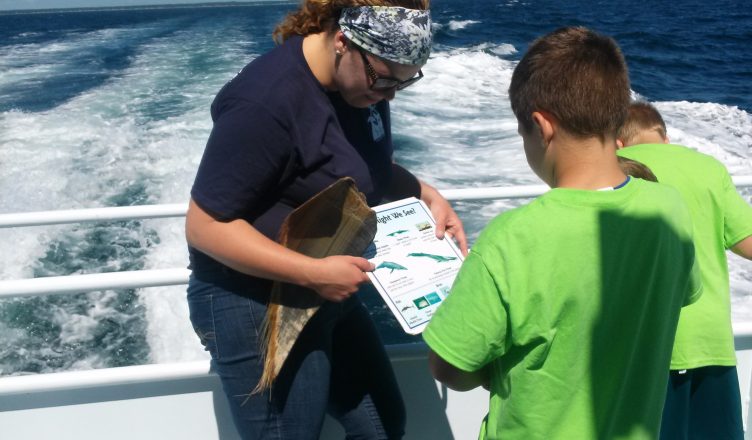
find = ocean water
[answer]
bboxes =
[1,0,750,375]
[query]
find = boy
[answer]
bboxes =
[423,27,702,439]
[617,101,752,439]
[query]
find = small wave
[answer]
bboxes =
[432,19,481,33]
[13,31,43,38]
[447,19,480,31]
[432,42,517,58]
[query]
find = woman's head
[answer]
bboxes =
[273,0,429,44]
[337,5,431,67]
[279,0,432,107]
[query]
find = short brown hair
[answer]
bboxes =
[509,27,630,139]
[273,0,429,44]
[617,101,667,146]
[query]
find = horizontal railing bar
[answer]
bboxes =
[0,343,430,396]
[3,334,752,398]
[440,184,549,201]
[444,176,752,200]
[736,322,752,338]
[1,333,751,397]
[0,360,211,396]
[734,175,752,186]
[2,177,751,228]
[0,203,188,228]
[0,268,191,299]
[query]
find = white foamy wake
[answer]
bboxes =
[0,16,260,366]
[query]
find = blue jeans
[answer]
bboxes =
[187,267,406,439]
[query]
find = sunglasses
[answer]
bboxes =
[358,49,423,91]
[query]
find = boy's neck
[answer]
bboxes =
[550,134,627,190]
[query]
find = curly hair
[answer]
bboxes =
[273,0,429,44]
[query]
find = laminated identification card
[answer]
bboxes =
[363,197,464,335]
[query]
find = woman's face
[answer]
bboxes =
[334,39,422,108]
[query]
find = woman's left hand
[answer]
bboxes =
[420,181,468,256]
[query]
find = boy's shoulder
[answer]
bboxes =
[472,189,593,249]
[619,144,732,194]
[470,180,693,272]
[480,179,689,237]
[479,197,546,237]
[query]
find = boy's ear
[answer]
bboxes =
[532,111,555,147]
[616,139,625,149]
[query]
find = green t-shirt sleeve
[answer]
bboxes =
[721,170,752,248]
[423,250,509,372]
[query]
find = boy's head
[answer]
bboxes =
[616,101,669,148]
[509,27,630,140]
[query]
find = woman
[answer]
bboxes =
[185,0,467,438]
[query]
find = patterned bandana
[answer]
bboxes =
[339,6,432,66]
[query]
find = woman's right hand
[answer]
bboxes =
[302,256,375,302]
[187,199,375,302]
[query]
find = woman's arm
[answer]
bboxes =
[387,163,422,200]
[185,199,374,301]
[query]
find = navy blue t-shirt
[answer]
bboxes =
[190,35,394,271]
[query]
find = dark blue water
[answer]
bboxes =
[429,0,752,112]
[0,3,291,112]
[2,0,750,113]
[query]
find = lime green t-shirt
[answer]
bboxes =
[423,178,702,440]
[618,144,752,369]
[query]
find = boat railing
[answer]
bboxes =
[1,180,752,438]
